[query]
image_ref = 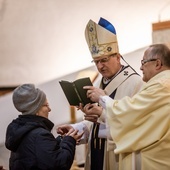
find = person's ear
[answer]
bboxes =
[155,59,162,69]
[116,54,121,62]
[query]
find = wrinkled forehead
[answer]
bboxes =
[94,55,110,60]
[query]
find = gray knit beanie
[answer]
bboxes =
[13,84,46,115]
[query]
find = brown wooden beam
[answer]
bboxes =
[0,87,16,96]
[152,20,170,31]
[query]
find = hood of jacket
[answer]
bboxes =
[5,115,54,152]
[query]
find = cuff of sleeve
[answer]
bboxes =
[97,108,106,124]
[71,122,89,144]
[99,95,111,109]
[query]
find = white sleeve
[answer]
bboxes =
[71,120,92,144]
[97,108,106,124]
[99,95,112,109]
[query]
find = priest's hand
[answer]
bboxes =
[83,103,102,123]
[83,86,106,103]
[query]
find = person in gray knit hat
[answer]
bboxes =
[13,84,46,115]
[5,84,83,170]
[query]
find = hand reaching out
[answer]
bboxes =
[66,129,84,144]
[57,124,74,135]
[56,124,84,144]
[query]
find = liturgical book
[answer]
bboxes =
[59,77,93,106]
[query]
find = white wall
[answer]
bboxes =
[0,0,170,86]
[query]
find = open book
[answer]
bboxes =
[59,77,93,106]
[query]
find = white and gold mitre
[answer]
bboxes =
[85,17,119,59]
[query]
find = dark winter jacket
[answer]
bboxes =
[5,115,76,170]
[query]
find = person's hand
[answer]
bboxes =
[76,103,84,110]
[56,124,74,135]
[66,129,84,144]
[83,86,105,102]
[84,114,100,123]
[83,103,102,123]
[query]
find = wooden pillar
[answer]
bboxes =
[70,106,76,124]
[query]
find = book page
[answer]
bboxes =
[74,77,93,105]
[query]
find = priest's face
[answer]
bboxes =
[140,47,158,82]
[92,53,122,79]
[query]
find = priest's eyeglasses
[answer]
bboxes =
[141,58,157,65]
[91,54,117,65]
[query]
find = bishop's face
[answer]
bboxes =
[93,53,121,79]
